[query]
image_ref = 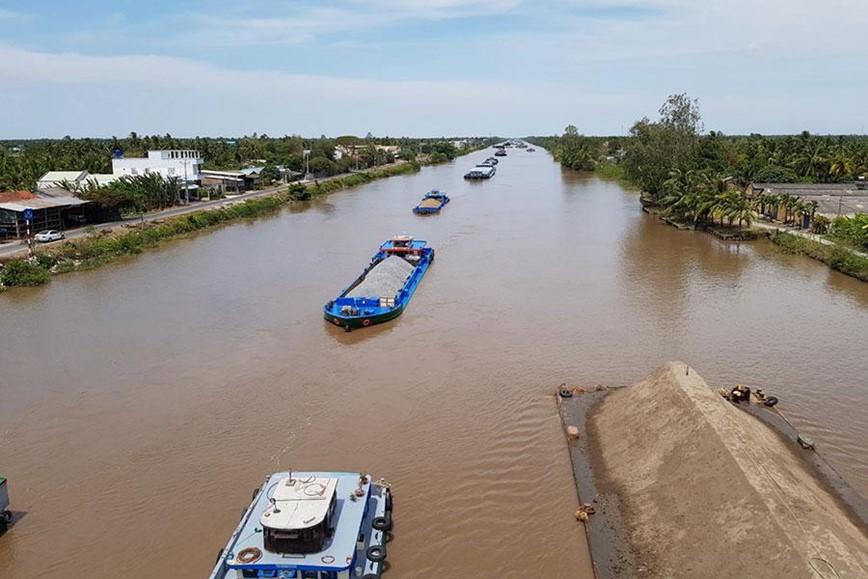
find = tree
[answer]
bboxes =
[622,94,703,200]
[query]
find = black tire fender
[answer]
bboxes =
[367,545,387,562]
[385,491,393,513]
[373,514,392,532]
[763,396,779,407]
[559,387,573,398]
[215,548,225,565]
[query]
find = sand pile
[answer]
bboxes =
[591,362,868,578]
[346,255,414,299]
[419,198,442,208]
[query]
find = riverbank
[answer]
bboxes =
[768,229,868,282]
[0,162,421,289]
[559,362,868,578]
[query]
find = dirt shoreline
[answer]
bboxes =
[559,362,868,578]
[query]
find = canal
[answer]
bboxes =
[1,148,866,578]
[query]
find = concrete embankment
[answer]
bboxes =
[561,362,868,578]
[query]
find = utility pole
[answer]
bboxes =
[183,159,189,204]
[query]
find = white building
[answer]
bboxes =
[37,170,89,190]
[112,150,203,184]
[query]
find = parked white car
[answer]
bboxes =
[34,230,65,242]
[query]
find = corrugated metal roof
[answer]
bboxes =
[0,197,91,212]
[0,191,37,203]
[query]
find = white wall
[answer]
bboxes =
[112,150,203,182]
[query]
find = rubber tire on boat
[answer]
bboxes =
[763,396,779,407]
[385,491,393,513]
[366,545,387,563]
[558,388,573,398]
[373,514,392,532]
[252,487,260,501]
[2,511,12,525]
[214,548,225,565]
[362,575,378,579]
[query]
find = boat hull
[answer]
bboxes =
[324,305,405,329]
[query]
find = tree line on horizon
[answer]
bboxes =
[0,133,478,193]
[529,94,868,244]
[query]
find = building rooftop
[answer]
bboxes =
[38,170,88,183]
[0,190,37,203]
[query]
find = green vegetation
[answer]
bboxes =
[0,259,51,287]
[0,162,421,289]
[0,134,493,192]
[772,232,868,281]
[829,214,868,252]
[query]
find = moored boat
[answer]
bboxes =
[494,149,507,157]
[324,235,434,330]
[210,471,393,579]
[413,190,450,214]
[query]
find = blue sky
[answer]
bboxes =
[1,0,866,138]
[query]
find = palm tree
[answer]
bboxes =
[829,150,854,181]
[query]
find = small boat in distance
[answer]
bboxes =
[209,472,393,579]
[494,149,507,157]
[413,190,450,214]
[324,235,434,330]
[464,165,496,179]
[527,148,536,152]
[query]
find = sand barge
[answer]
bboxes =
[588,362,868,578]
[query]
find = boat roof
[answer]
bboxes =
[226,472,371,572]
[380,238,427,250]
[260,476,337,530]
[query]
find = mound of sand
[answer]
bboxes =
[591,362,867,578]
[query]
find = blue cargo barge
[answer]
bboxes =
[413,190,450,214]
[324,235,434,330]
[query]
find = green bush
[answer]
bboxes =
[0,259,51,286]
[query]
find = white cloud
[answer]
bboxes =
[0,46,514,138]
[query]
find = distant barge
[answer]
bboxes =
[413,190,450,214]
[324,235,434,330]
[464,165,496,179]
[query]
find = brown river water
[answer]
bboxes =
[1,148,867,578]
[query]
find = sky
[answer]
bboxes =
[1,0,867,138]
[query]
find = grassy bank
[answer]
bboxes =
[771,232,868,281]
[593,161,630,183]
[0,162,420,289]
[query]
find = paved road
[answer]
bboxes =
[0,182,294,259]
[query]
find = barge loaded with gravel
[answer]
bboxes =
[324,235,434,330]
[209,471,393,579]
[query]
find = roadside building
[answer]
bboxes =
[749,182,868,220]
[200,170,246,195]
[240,167,264,189]
[84,173,118,187]
[112,150,203,185]
[36,170,89,190]
[0,190,93,241]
